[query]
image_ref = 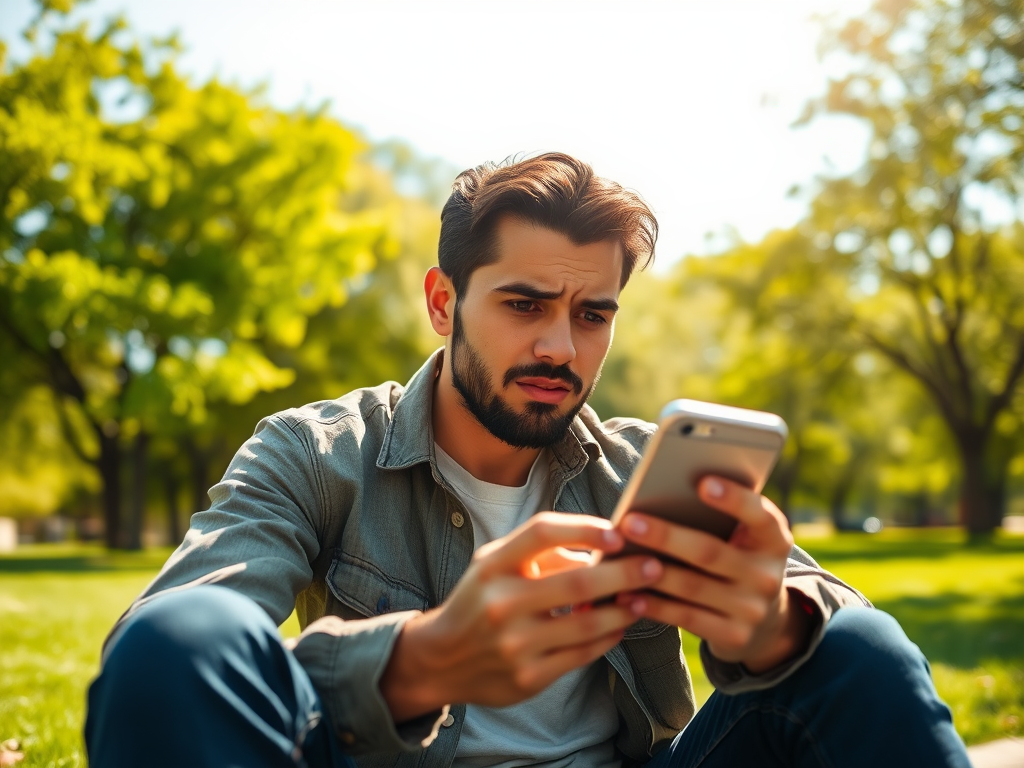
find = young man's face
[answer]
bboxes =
[449,215,624,448]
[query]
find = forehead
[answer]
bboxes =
[468,215,624,297]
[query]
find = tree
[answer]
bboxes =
[0,7,384,546]
[597,225,965,529]
[596,230,865,521]
[799,0,1024,534]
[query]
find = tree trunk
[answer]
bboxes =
[166,471,182,547]
[829,477,853,530]
[773,450,801,524]
[956,430,1001,537]
[127,430,149,550]
[189,442,210,514]
[829,452,865,531]
[988,469,1007,531]
[909,492,929,528]
[98,431,122,549]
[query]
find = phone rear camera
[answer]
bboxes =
[681,424,694,435]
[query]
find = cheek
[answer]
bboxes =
[576,327,614,367]
[470,318,531,365]
[577,327,606,358]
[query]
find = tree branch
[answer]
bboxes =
[898,270,962,396]
[863,329,963,428]
[984,330,1024,431]
[0,165,29,221]
[0,305,87,404]
[55,394,99,466]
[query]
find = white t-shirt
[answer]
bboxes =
[434,445,621,768]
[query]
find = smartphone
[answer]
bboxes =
[607,399,788,557]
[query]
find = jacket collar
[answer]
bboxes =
[376,348,601,474]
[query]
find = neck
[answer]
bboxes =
[431,355,542,487]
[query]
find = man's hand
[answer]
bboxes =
[379,512,664,723]
[617,476,814,674]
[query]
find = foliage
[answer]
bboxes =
[0,6,440,543]
[795,0,1024,533]
[601,230,946,526]
[0,385,98,518]
[5,0,1024,538]
[599,0,1024,533]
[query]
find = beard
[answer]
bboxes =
[449,305,597,449]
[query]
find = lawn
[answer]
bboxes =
[1,530,1022,766]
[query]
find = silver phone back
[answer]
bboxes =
[612,400,788,543]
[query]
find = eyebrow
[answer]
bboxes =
[493,282,619,313]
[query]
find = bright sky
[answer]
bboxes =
[1,0,873,265]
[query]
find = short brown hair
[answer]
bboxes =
[438,153,658,296]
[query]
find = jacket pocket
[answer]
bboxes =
[326,553,431,618]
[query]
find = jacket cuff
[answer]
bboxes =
[701,572,872,694]
[290,612,447,754]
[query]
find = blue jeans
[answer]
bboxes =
[85,586,970,768]
[86,587,353,768]
[649,608,970,767]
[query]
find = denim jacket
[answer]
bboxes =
[116,351,869,766]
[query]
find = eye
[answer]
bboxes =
[507,300,539,313]
[580,311,608,325]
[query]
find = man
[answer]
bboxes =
[86,153,970,768]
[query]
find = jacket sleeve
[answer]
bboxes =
[104,413,444,755]
[699,544,872,693]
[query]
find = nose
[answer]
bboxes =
[534,315,576,366]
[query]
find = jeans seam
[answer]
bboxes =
[292,708,323,766]
[692,702,834,768]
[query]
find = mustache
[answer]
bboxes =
[503,363,584,395]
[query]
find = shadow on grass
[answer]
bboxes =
[0,546,172,574]
[875,577,1024,668]
[800,535,1024,564]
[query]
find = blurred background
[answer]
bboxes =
[1,0,1022,545]
[1,0,1024,762]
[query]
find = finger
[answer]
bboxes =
[636,592,755,653]
[526,602,641,656]
[516,627,628,695]
[502,555,662,616]
[652,563,776,625]
[698,478,792,552]
[620,513,746,579]
[476,513,624,577]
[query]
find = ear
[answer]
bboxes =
[424,267,456,337]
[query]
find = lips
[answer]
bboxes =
[516,377,572,404]
[517,377,571,391]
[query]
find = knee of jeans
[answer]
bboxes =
[816,607,928,683]
[104,585,278,675]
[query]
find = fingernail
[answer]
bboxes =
[603,529,623,548]
[705,478,724,498]
[642,558,661,579]
[625,516,648,536]
[631,597,647,615]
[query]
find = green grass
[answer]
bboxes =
[2,531,1022,765]
[0,546,172,768]
[797,528,1024,746]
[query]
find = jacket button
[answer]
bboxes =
[451,511,465,528]
[441,713,455,727]
[340,731,356,745]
